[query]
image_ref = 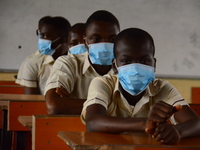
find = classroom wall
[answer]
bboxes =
[0,0,200,78]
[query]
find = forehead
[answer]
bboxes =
[85,21,119,36]
[68,31,83,41]
[115,38,154,57]
[39,24,60,35]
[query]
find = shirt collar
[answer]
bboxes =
[82,52,91,74]
[43,55,54,65]
[37,50,54,65]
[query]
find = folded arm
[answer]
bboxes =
[85,104,147,133]
[45,88,85,115]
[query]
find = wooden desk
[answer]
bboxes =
[57,131,200,150]
[0,94,46,150]
[17,115,86,150]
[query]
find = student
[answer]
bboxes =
[45,10,120,115]
[15,16,51,86]
[68,23,87,55]
[16,16,71,95]
[81,28,200,144]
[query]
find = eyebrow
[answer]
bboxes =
[120,54,151,58]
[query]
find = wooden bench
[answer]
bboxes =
[0,81,18,86]
[18,115,86,150]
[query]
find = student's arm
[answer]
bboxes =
[144,101,200,144]
[151,104,200,144]
[45,88,85,115]
[24,87,41,95]
[85,104,147,133]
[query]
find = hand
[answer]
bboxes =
[152,122,180,144]
[145,101,182,135]
[55,86,69,98]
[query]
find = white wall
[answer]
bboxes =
[0,0,200,78]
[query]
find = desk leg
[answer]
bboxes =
[0,110,12,150]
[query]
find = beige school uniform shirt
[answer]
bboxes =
[81,74,188,125]
[16,50,54,95]
[44,52,113,99]
[16,50,39,84]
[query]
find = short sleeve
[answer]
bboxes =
[44,56,76,95]
[18,59,38,87]
[81,75,116,123]
[154,81,189,125]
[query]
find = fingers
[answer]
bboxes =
[55,86,69,97]
[145,120,156,135]
[146,101,182,136]
[173,105,182,113]
[152,122,180,144]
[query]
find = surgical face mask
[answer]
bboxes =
[88,43,114,65]
[69,44,87,55]
[38,37,60,55]
[117,63,155,96]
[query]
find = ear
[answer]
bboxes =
[112,58,118,74]
[83,37,89,50]
[153,58,156,72]
[36,29,39,36]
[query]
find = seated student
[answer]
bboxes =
[81,28,200,144]
[15,16,51,87]
[15,16,71,95]
[45,10,120,115]
[68,23,87,55]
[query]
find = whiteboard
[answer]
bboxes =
[0,0,200,78]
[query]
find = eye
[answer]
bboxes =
[92,37,100,43]
[70,42,78,47]
[121,59,131,65]
[140,59,151,65]
[43,35,48,39]
[109,38,115,43]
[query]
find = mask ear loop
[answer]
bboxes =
[112,59,118,74]
[83,37,89,51]
[51,37,62,50]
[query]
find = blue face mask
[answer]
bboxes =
[117,63,155,95]
[69,44,87,55]
[88,43,114,65]
[38,37,60,55]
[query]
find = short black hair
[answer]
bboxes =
[86,10,120,31]
[70,23,86,31]
[114,28,155,57]
[69,23,86,35]
[40,16,71,39]
[38,16,52,27]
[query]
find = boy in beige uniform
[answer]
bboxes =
[44,10,120,115]
[16,16,70,95]
[15,16,51,86]
[81,28,200,144]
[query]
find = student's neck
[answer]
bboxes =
[52,44,68,60]
[92,64,112,76]
[119,84,145,106]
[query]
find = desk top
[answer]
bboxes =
[57,131,200,150]
[0,94,44,101]
[18,116,32,128]
[0,94,45,109]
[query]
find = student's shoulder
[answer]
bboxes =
[92,74,118,87]
[148,78,176,95]
[23,51,45,68]
[58,52,87,62]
